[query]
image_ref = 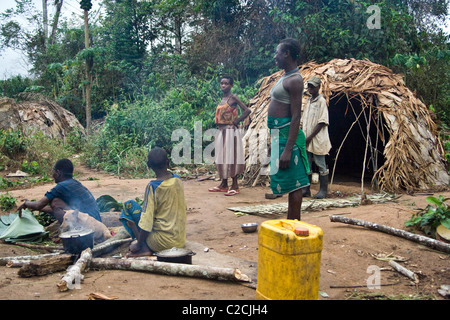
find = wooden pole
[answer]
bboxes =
[330,215,450,254]
[57,248,93,291]
[90,258,251,283]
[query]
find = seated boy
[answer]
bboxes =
[120,147,187,256]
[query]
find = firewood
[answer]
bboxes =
[57,248,93,292]
[13,242,64,252]
[17,254,73,277]
[329,215,450,254]
[87,292,118,300]
[90,257,251,283]
[0,252,61,266]
[389,260,419,284]
[92,238,132,257]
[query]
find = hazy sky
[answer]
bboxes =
[0,0,87,79]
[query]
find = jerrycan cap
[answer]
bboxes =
[294,227,309,237]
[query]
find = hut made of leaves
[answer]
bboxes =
[242,58,449,193]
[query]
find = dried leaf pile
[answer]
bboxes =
[0,93,84,139]
[228,193,395,217]
[242,58,449,193]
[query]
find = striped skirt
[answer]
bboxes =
[214,125,245,179]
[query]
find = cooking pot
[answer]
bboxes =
[156,248,196,264]
[60,228,94,254]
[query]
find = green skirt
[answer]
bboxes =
[268,117,310,195]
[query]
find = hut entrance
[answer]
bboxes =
[327,93,388,189]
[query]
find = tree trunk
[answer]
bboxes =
[0,252,61,266]
[17,254,73,278]
[329,215,450,254]
[91,238,133,257]
[50,0,63,45]
[42,0,48,48]
[90,258,251,283]
[83,9,92,135]
[13,242,63,252]
[174,15,182,55]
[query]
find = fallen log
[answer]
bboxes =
[92,238,132,257]
[13,242,64,252]
[17,254,73,277]
[0,252,61,266]
[389,260,418,284]
[329,215,450,254]
[57,248,93,292]
[90,258,251,283]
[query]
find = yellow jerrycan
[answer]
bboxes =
[256,219,323,300]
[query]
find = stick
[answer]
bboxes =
[0,252,61,266]
[361,103,371,194]
[57,248,93,292]
[329,215,450,254]
[13,242,64,252]
[90,258,251,283]
[17,254,73,277]
[389,260,418,283]
[92,238,133,257]
[330,282,399,288]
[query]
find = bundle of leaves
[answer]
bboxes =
[405,195,450,238]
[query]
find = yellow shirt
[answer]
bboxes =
[138,176,186,252]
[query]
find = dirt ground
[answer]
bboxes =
[0,166,449,301]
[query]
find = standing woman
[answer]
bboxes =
[208,75,251,196]
[267,39,310,220]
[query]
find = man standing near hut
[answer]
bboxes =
[301,76,332,199]
[267,39,310,220]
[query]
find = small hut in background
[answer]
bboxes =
[0,93,84,140]
[243,58,449,193]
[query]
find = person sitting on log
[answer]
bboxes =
[17,158,102,223]
[119,147,187,257]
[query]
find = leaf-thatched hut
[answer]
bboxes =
[242,58,449,193]
[0,93,84,140]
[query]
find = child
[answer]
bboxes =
[120,147,186,256]
[208,75,250,196]
[300,76,332,199]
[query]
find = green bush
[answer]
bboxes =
[0,193,16,211]
[21,160,41,175]
[405,195,450,237]
[0,129,28,158]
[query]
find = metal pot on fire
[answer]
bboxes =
[59,228,94,254]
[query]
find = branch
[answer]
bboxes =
[57,248,93,292]
[90,258,251,283]
[329,215,450,254]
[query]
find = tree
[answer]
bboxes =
[80,0,93,134]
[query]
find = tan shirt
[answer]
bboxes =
[301,94,332,155]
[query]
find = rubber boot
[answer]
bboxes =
[302,174,311,197]
[314,174,328,199]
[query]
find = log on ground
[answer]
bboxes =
[90,258,251,283]
[17,254,73,278]
[329,215,450,254]
[57,248,93,292]
[0,252,61,266]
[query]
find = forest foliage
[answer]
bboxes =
[0,0,448,176]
